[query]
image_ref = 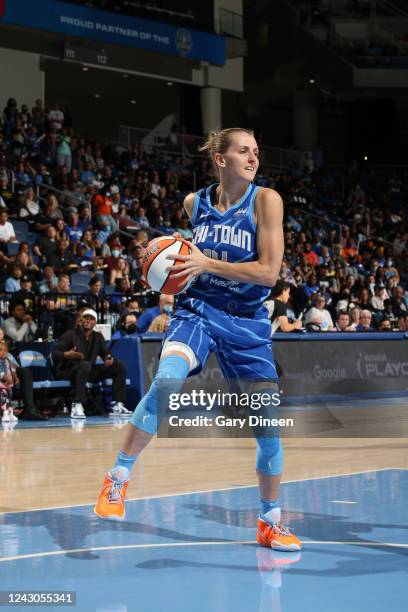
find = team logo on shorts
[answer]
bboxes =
[175,28,192,57]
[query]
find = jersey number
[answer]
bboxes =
[203,249,228,261]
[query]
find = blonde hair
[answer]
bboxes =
[198,128,255,159]
[147,314,170,333]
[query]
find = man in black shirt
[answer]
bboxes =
[52,309,130,419]
[46,238,78,274]
[33,225,58,262]
[266,280,302,334]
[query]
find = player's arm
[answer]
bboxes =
[183,193,195,220]
[170,189,284,287]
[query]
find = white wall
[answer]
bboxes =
[0,48,44,112]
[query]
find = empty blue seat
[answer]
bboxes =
[12,221,29,234]
[7,242,20,256]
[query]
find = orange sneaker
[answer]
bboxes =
[93,472,129,521]
[256,510,302,552]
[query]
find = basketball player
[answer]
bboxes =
[94,128,301,551]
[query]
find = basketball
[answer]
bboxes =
[142,236,193,294]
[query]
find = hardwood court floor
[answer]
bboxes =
[1,421,407,513]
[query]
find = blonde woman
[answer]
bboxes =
[95,128,300,552]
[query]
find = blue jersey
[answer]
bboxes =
[182,182,270,313]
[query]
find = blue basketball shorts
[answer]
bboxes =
[164,297,278,381]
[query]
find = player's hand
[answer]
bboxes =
[167,242,210,281]
[23,314,33,324]
[64,347,84,360]
[104,355,114,367]
[293,319,303,330]
[4,373,13,385]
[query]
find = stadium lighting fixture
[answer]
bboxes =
[309,78,315,84]
[131,100,136,104]
[82,66,89,71]
[94,93,101,99]
[167,81,173,86]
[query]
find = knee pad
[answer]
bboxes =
[255,435,283,476]
[131,354,190,435]
[161,340,199,371]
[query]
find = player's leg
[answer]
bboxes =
[94,350,190,520]
[217,327,301,551]
[94,315,212,520]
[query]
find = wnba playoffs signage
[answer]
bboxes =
[141,334,408,397]
[0,0,225,65]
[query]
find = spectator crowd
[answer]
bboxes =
[0,95,407,349]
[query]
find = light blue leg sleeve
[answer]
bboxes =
[256,437,283,476]
[130,355,190,435]
[253,385,283,476]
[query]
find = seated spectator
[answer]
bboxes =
[357,287,372,310]
[80,161,96,185]
[302,243,319,266]
[47,238,78,273]
[75,229,98,261]
[33,225,58,262]
[147,313,170,333]
[0,339,19,423]
[2,300,37,342]
[175,217,193,240]
[52,309,129,419]
[134,206,150,229]
[83,276,108,314]
[355,309,374,332]
[109,256,131,290]
[370,285,386,312]
[0,210,17,252]
[378,316,392,332]
[112,313,139,338]
[38,265,58,294]
[66,212,83,243]
[304,295,334,331]
[120,296,141,318]
[14,242,39,275]
[96,220,114,246]
[398,312,408,331]
[17,187,40,225]
[5,264,23,293]
[54,217,69,242]
[33,200,57,233]
[13,274,37,313]
[136,294,174,333]
[109,278,130,312]
[303,273,320,300]
[264,280,302,334]
[334,310,354,332]
[156,213,175,236]
[384,257,400,283]
[348,305,361,331]
[77,203,93,232]
[0,175,15,210]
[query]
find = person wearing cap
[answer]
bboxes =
[52,309,130,419]
[13,274,37,314]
